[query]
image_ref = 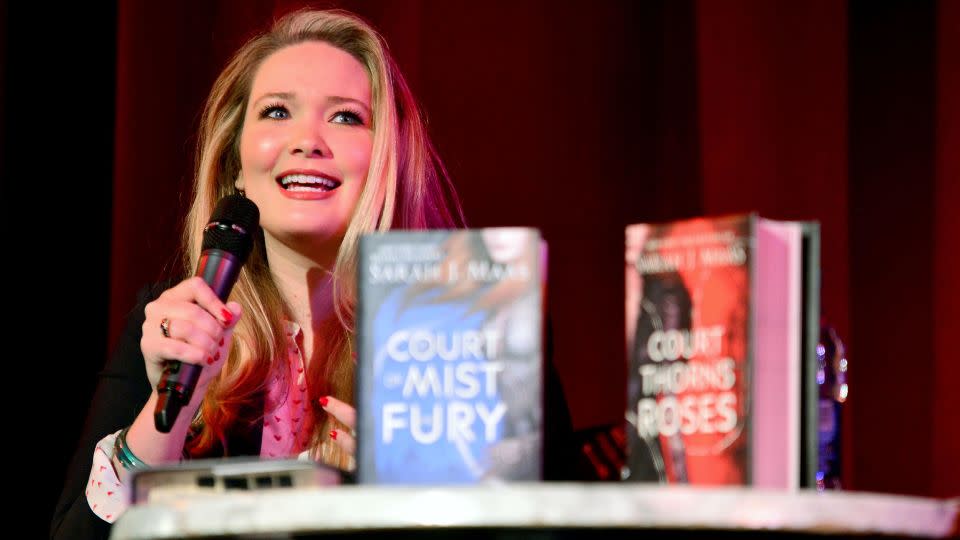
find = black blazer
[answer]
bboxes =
[50,283,576,540]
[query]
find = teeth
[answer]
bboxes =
[280,174,339,188]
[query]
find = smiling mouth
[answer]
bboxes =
[277,174,342,192]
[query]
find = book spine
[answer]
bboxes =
[801,223,822,489]
[356,235,375,484]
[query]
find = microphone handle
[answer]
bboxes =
[154,249,242,433]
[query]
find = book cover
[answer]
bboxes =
[624,214,818,488]
[357,228,543,484]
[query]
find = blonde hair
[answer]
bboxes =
[181,9,464,468]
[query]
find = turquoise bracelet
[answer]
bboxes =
[114,426,150,471]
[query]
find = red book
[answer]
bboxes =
[624,214,820,488]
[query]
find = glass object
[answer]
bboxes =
[816,321,848,490]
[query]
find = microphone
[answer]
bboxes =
[154,194,259,433]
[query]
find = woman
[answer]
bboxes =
[51,8,467,538]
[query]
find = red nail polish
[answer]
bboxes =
[319,396,329,407]
[219,337,224,346]
[214,351,220,361]
[220,309,233,324]
[206,356,214,365]
[329,430,338,440]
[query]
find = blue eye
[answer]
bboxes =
[331,110,365,126]
[259,103,289,120]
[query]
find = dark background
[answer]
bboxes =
[2,0,958,535]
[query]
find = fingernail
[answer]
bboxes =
[220,309,233,324]
[329,430,338,440]
[219,337,224,346]
[214,351,220,361]
[319,396,329,407]
[206,356,215,365]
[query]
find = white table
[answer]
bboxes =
[110,483,959,539]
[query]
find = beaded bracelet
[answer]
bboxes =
[114,426,150,471]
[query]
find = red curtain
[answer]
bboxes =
[104,0,958,496]
[933,0,960,498]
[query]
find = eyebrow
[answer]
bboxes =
[328,96,371,114]
[251,92,371,114]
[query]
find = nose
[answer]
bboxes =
[290,118,330,158]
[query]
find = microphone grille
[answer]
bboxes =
[210,194,260,232]
[202,194,260,261]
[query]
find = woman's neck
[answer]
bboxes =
[263,235,338,336]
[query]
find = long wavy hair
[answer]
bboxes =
[180,8,465,468]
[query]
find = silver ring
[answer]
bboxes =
[160,318,172,338]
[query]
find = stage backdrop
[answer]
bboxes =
[5,3,957,529]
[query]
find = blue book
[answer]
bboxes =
[357,228,544,484]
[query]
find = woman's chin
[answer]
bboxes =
[264,227,347,257]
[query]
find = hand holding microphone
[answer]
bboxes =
[141,279,241,425]
[140,195,259,433]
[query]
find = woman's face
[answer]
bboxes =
[237,41,373,254]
